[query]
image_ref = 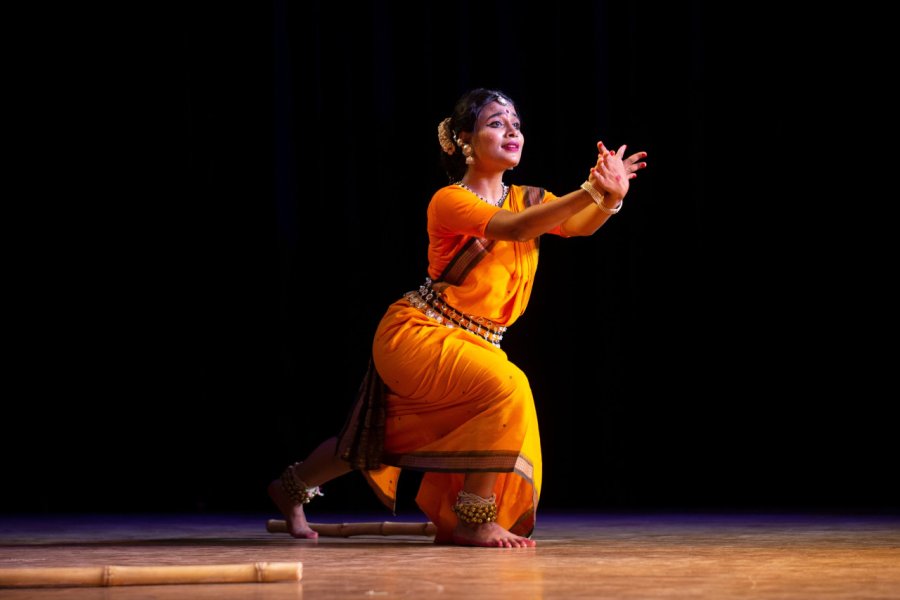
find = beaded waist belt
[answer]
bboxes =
[403,277,507,347]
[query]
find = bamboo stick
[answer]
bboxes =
[0,562,302,588]
[266,519,436,537]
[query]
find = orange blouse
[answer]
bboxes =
[426,184,561,326]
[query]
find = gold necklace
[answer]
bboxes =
[454,181,508,207]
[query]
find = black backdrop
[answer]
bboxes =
[6,2,894,515]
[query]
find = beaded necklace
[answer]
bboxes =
[454,181,508,207]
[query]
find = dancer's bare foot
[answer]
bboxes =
[267,479,318,539]
[451,521,536,548]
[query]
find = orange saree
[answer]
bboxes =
[338,184,561,543]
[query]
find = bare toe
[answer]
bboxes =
[452,522,535,549]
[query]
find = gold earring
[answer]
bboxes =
[462,143,474,165]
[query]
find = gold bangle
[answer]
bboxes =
[581,181,622,215]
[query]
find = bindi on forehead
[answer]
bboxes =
[482,107,518,121]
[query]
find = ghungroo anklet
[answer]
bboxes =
[281,462,324,505]
[452,490,498,525]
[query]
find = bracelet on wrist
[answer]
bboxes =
[581,181,622,215]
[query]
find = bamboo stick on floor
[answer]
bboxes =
[267,519,436,537]
[0,562,302,588]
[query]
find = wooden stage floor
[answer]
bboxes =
[1,512,898,598]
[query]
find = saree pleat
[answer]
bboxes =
[336,358,386,471]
